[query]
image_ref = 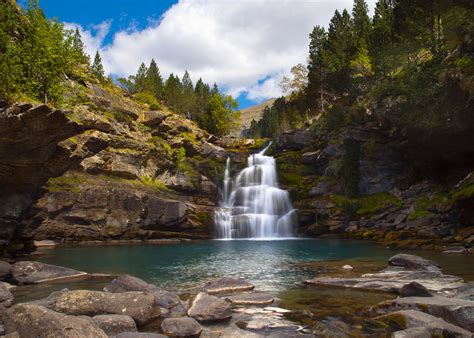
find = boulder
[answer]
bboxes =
[399,282,433,298]
[161,317,202,337]
[104,275,181,309]
[0,261,11,280]
[203,277,254,294]
[2,304,107,337]
[104,274,158,293]
[11,261,86,284]
[375,310,472,337]
[0,283,14,307]
[388,254,440,272]
[371,296,474,331]
[226,292,274,306]
[92,314,137,336]
[53,290,160,325]
[142,111,166,127]
[187,292,232,322]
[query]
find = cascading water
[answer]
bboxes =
[214,143,296,239]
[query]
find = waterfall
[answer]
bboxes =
[214,143,296,239]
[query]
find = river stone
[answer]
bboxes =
[375,310,472,337]
[11,261,86,284]
[0,283,14,307]
[399,282,433,298]
[161,317,202,337]
[388,254,440,272]
[2,303,107,337]
[53,290,160,325]
[187,292,232,322]
[92,314,137,335]
[203,277,254,294]
[0,261,11,280]
[104,274,158,293]
[226,292,274,305]
[371,296,474,331]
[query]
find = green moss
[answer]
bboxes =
[195,211,212,227]
[181,132,196,143]
[46,175,85,194]
[452,183,474,201]
[137,175,168,192]
[357,192,402,216]
[133,92,161,110]
[407,193,448,220]
[378,313,407,330]
[107,147,141,155]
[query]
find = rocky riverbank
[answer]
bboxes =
[0,253,472,337]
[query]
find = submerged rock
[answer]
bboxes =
[11,261,86,284]
[161,317,202,337]
[92,314,137,336]
[371,296,474,331]
[2,303,107,337]
[187,292,232,322]
[226,292,275,306]
[104,274,158,293]
[203,277,254,294]
[0,261,11,280]
[375,310,472,337]
[53,290,160,325]
[388,254,440,272]
[114,333,167,338]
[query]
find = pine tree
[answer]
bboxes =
[352,0,371,50]
[144,59,162,98]
[307,25,328,112]
[134,62,147,92]
[91,51,105,80]
[71,28,89,63]
[370,0,395,75]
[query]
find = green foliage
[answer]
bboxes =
[201,93,240,136]
[339,139,360,197]
[332,192,402,217]
[134,91,161,110]
[91,51,104,80]
[138,175,168,192]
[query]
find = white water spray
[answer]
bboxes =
[214,143,296,239]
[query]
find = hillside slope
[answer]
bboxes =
[240,98,276,129]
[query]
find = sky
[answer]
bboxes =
[35,0,376,109]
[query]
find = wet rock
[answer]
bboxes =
[388,254,440,272]
[11,261,86,284]
[161,317,202,337]
[236,317,303,336]
[371,296,474,331]
[104,274,158,293]
[0,283,14,307]
[28,288,69,308]
[276,129,312,150]
[53,290,160,325]
[203,277,254,294]
[2,303,107,337]
[375,310,472,337]
[226,292,274,305]
[187,292,232,322]
[105,275,181,309]
[399,282,433,298]
[92,314,137,336]
[450,282,474,301]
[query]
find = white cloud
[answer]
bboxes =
[70,0,376,103]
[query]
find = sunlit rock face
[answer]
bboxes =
[215,144,296,239]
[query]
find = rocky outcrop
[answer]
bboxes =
[187,292,232,322]
[2,303,108,337]
[375,310,472,337]
[161,317,202,337]
[52,290,160,325]
[92,314,138,336]
[11,261,86,284]
[305,254,464,294]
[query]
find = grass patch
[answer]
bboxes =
[45,175,85,194]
